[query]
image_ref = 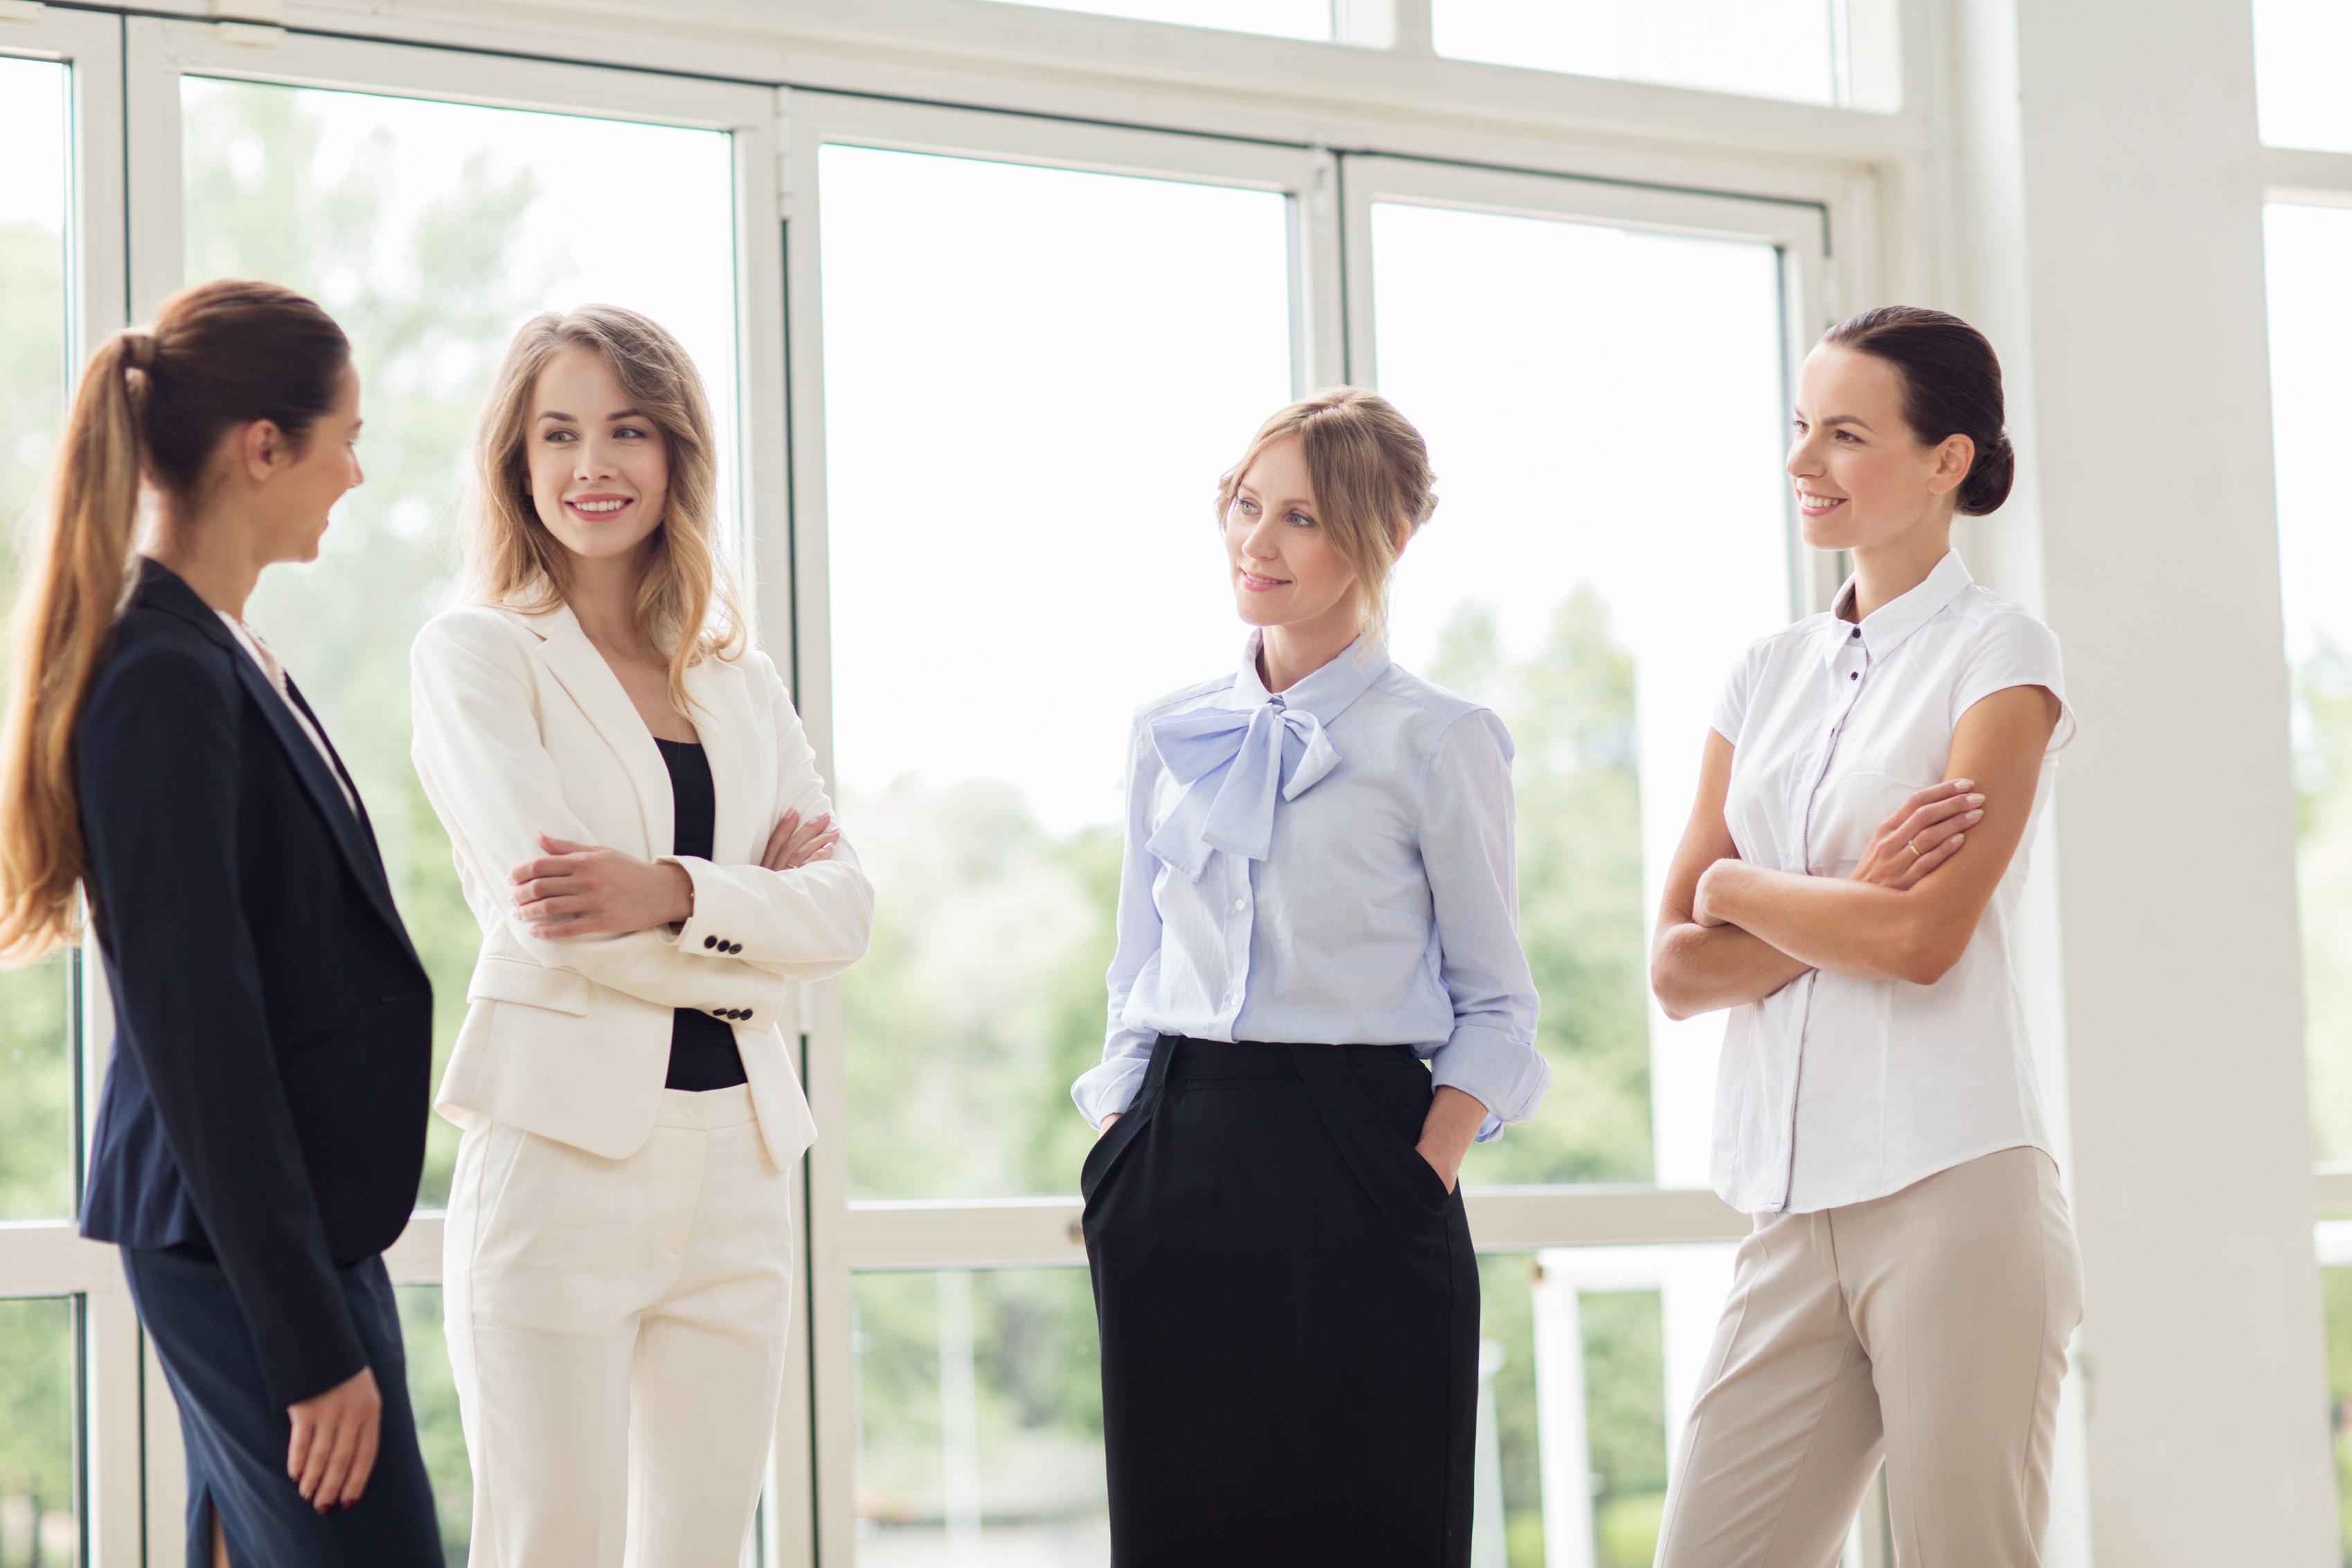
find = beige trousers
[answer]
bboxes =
[1656,1146,2083,1568]
[443,1085,794,1568]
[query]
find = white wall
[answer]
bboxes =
[1948,0,2337,1559]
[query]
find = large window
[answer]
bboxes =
[1,7,1897,1565]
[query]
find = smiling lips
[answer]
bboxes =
[566,494,632,520]
[1797,490,1847,517]
[1239,569,1291,593]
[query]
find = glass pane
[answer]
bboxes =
[1368,200,1791,1188]
[2256,0,2352,152]
[972,0,1328,40]
[180,79,742,1206]
[1478,1247,1733,1567]
[394,1285,472,1565]
[853,1268,1107,1562]
[2268,203,2352,1162]
[0,59,77,1222]
[1434,0,1872,109]
[0,1296,80,1563]
[821,145,1293,1200]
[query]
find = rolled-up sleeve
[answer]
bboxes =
[1419,710,1547,1141]
[1071,715,1165,1128]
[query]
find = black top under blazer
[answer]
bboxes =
[77,560,431,1408]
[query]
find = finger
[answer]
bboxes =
[538,834,589,855]
[341,1408,380,1508]
[517,896,596,922]
[311,1409,363,1515]
[1898,798,1984,849]
[295,1409,335,1504]
[1880,778,1966,830]
[287,1411,315,1487]
[1899,830,1968,887]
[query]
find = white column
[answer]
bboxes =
[936,1269,983,1565]
[1529,1260,1595,1568]
[1945,0,2336,1559]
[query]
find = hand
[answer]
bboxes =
[761,808,841,872]
[287,1364,381,1515]
[1414,1085,1488,1194]
[510,834,694,937]
[1852,779,1984,890]
[1098,1112,1121,1137]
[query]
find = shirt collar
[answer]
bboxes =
[1227,629,1391,727]
[1826,550,1974,666]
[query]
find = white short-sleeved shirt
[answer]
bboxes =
[1709,551,2074,1214]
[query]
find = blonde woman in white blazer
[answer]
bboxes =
[410,305,872,1568]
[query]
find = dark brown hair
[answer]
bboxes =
[0,279,350,956]
[1824,305,2014,516]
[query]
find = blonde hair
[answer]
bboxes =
[0,280,349,959]
[465,305,743,710]
[1215,387,1436,650]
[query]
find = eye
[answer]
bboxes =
[543,427,576,444]
[1833,431,1860,444]
[1286,510,1316,528]
[615,425,650,440]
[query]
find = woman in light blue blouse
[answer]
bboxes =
[1073,388,1548,1568]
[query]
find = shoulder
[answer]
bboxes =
[1735,613,1835,675]
[1130,672,1233,730]
[1945,586,2060,652]
[411,600,535,668]
[1365,663,1511,763]
[86,607,238,714]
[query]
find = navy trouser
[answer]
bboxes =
[122,1245,442,1567]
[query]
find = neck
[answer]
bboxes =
[1844,517,1954,622]
[563,546,652,655]
[145,506,262,621]
[1257,604,1361,694]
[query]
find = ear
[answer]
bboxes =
[1390,515,1414,560]
[238,418,290,482]
[1925,433,1975,499]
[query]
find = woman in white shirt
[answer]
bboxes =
[1073,389,1548,1567]
[409,305,873,1567]
[1650,306,2082,1566]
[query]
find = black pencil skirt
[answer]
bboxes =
[1081,1035,1479,1567]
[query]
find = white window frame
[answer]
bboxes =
[0,10,133,1566]
[2263,144,2352,1231]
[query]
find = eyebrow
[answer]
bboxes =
[534,409,648,423]
[1812,413,1875,431]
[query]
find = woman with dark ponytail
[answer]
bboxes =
[1649,307,2082,1565]
[0,280,440,1565]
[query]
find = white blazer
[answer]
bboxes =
[409,600,872,1167]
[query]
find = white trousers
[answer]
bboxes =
[1656,1146,2083,1568]
[443,1085,794,1568]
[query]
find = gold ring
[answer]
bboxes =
[1904,838,1921,860]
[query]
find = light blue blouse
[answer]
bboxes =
[1071,634,1549,1142]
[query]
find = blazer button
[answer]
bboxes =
[735,1008,751,1020]
[704,936,717,950]
[727,942,743,954]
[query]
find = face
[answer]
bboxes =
[524,346,670,565]
[1224,436,1361,639]
[240,362,364,567]
[1786,344,1972,552]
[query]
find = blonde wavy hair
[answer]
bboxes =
[1215,387,1436,650]
[466,305,743,711]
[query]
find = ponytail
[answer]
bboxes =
[0,281,348,959]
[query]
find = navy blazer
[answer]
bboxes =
[78,559,431,1408]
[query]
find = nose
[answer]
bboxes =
[574,434,617,481]
[1786,432,1822,480]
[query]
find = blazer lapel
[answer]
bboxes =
[224,653,416,959]
[686,654,761,864]
[522,604,673,859]
[130,562,418,962]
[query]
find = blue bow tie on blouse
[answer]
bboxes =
[1146,697,1341,880]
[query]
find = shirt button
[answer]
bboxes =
[1849,671,1859,680]
[1233,897,1249,911]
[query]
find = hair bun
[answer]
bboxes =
[1958,429,2015,516]
[121,331,157,373]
